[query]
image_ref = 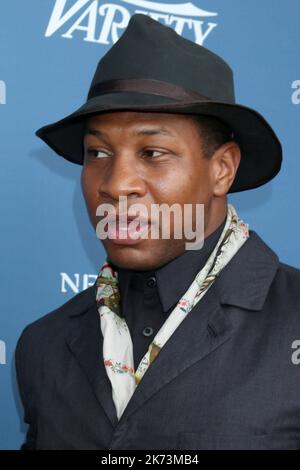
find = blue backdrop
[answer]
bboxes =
[1,0,300,449]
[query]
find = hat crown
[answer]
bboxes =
[89,14,235,104]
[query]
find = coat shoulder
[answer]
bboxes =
[15,284,96,355]
[268,260,300,317]
[249,230,300,297]
[274,260,300,288]
[278,261,300,277]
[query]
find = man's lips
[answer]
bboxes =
[106,214,150,228]
[100,214,154,243]
[115,214,149,223]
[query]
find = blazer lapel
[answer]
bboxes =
[65,288,119,428]
[118,286,234,425]
[118,230,280,424]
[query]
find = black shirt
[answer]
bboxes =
[114,215,227,370]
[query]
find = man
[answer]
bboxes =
[15,14,300,450]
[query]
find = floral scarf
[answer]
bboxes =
[95,203,249,420]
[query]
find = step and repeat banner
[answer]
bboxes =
[1,0,300,449]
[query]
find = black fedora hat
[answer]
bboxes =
[36,13,282,193]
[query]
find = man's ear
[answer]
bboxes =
[211,141,241,196]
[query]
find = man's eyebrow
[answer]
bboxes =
[84,128,105,138]
[84,127,174,138]
[135,127,174,137]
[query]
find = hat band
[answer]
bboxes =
[87,78,211,102]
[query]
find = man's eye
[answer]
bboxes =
[143,149,164,159]
[86,149,164,159]
[87,149,110,159]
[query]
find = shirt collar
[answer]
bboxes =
[156,216,226,312]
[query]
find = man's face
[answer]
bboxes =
[81,111,222,271]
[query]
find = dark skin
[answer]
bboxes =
[81,111,241,271]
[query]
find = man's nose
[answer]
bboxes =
[98,154,147,201]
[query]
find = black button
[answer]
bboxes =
[142,326,154,337]
[146,276,156,288]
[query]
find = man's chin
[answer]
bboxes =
[101,238,185,271]
[103,244,161,271]
[102,243,141,265]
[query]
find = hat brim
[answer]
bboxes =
[35,93,282,193]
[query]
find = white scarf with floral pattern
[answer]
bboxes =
[95,203,249,420]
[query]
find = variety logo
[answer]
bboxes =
[0,340,6,365]
[291,80,300,104]
[45,0,218,45]
[0,80,6,105]
[60,272,97,292]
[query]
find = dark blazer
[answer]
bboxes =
[15,230,300,450]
